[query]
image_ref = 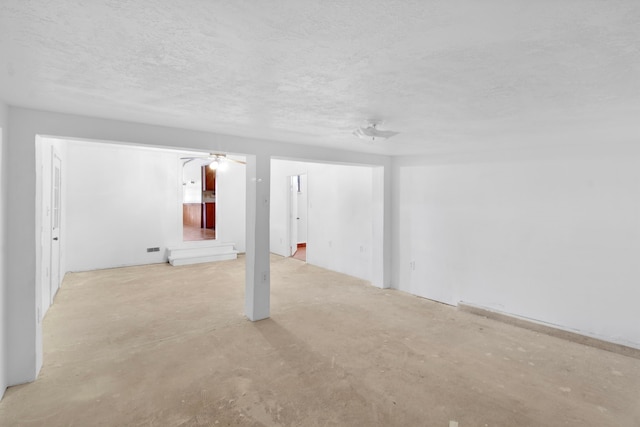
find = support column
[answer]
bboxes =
[372,163,392,288]
[245,153,270,321]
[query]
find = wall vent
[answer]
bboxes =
[147,247,160,253]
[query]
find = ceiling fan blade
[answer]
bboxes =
[181,153,246,166]
[181,152,217,160]
[211,153,247,165]
[181,158,198,165]
[353,125,399,140]
[227,158,246,165]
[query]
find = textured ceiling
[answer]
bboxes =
[1,0,639,155]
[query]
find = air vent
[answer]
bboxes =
[146,247,160,253]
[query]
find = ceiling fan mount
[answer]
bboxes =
[353,120,399,142]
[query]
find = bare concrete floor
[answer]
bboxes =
[1,255,639,426]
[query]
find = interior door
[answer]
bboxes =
[296,174,307,244]
[50,154,62,304]
[289,176,298,256]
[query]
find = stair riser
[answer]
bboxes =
[169,248,235,257]
[168,244,235,256]
[169,253,237,266]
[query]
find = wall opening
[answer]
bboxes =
[270,159,378,283]
[289,174,307,261]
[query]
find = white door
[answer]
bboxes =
[50,154,62,304]
[296,174,307,244]
[289,175,298,256]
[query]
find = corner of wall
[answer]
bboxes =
[0,100,9,399]
[4,106,40,389]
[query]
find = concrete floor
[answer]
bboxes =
[1,255,639,426]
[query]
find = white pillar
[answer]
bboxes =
[372,164,391,288]
[245,153,270,321]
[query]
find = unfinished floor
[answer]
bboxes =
[1,255,639,426]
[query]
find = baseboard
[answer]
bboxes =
[458,303,640,360]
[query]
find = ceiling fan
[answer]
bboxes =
[353,121,399,141]
[180,153,246,169]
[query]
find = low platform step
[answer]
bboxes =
[168,243,238,266]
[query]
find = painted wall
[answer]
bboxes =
[65,142,247,271]
[65,141,181,271]
[271,160,374,281]
[182,161,202,204]
[3,106,389,389]
[216,159,247,253]
[0,101,8,399]
[392,143,640,349]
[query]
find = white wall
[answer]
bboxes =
[271,160,374,281]
[182,161,202,204]
[65,142,247,271]
[392,143,640,349]
[216,159,247,253]
[66,141,181,270]
[0,101,8,399]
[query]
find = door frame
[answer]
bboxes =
[288,175,298,256]
[287,173,308,258]
[49,151,62,305]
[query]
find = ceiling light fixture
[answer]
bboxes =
[353,121,399,141]
[181,153,247,168]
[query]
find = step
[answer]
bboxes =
[168,243,238,266]
[168,243,237,258]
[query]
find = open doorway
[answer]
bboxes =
[182,159,217,241]
[289,174,308,262]
[50,151,62,304]
[271,158,378,285]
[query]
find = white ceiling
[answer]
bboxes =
[1,1,639,155]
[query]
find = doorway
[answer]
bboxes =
[37,137,66,320]
[182,160,216,241]
[289,174,308,262]
[50,152,62,304]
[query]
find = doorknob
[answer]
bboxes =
[53,237,59,241]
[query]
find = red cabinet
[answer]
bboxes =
[203,166,215,191]
[201,166,216,229]
[203,202,215,229]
